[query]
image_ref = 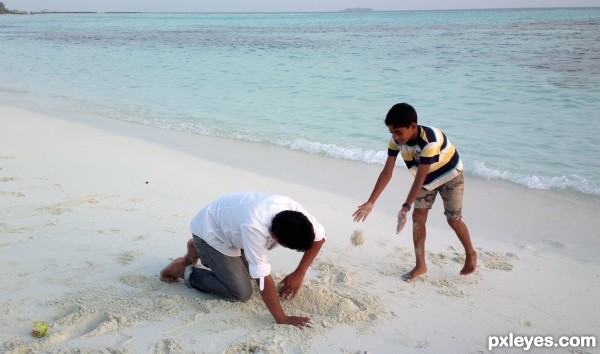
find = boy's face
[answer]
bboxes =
[388,123,417,144]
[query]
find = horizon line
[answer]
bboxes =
[10,6,600,14]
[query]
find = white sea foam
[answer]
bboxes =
[471,161,600,196]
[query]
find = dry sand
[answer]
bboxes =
[1,104,599,353]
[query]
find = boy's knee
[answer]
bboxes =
[231,286,253,302]
[236,293,252,302]
[446,218,462,229]
[228,281,253,302]
[444,207,462,221]
[412,208,428,223]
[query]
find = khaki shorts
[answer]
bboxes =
[414,171,464,220]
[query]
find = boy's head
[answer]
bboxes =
[385,103,419,145]
[385,103,418,128]
[271,210,315,252]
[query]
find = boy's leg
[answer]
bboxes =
[402,207,429,282]
[159,237,201,283]
[447,219,477,275]
[403,189,437,282]
[160,257,187,283]
[439,172,477,275]
[185,235,253,302]
[184,238,199,266]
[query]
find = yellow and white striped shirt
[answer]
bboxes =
[388,125,463,190]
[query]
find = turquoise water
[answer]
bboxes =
[1,8,599,196]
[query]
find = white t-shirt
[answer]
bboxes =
[189,192,326,279]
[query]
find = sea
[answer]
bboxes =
[1,8,599,198]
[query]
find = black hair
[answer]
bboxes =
[271,210,315,252]
[384,103,418,128]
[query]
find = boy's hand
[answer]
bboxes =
[353,202,374,222]
[278,271,304,299]
[396,209,408,234]
[279,315,312,329]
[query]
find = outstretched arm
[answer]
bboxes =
[353,155,397,222]
[278,238,325,299]
[258,275,311,328]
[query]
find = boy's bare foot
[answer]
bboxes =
[160,257,187,283]
[402,265,427,282]
[183,239,199,266]
[460,251,477,275]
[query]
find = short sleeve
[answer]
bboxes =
[387,139,400,156]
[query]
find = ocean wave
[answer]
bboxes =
[153,119,389,165]
[273,137,388,165]
[471,161,600,196]
[166,119,600,199]
[273,141,600,197]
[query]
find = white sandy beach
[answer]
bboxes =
[1,104,599,353]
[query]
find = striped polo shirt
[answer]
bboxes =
[388,125,463,190]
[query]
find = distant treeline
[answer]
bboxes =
[0,2,139,14]
[0,2,10,13]
[341,8,374,12]
[28,11,140,14]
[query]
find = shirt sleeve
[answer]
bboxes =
[240,224,272,279]
[306,213,326,242]
[387,138,400,156]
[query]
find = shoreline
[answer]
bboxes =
[21,100,600,203]
[1,103,599,352]
[4,103,599,257]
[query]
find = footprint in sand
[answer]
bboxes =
[430,278,469,298]
[121,273,163,291]
[52,304,84,326]
[479,251,515,271]
[115,251,139,265]
[46,305,113,344]
[32,194,118,216]
[519,318,533,327]
[0,191,25,197]
[314,260,353,285]
[223,341,271,354]
[153,338,184,353]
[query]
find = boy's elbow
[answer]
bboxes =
[312,238,325,249]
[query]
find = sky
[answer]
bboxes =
[4,0,600,12]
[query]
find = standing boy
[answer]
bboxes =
[352,103,476,282]
[160,192,326,328]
